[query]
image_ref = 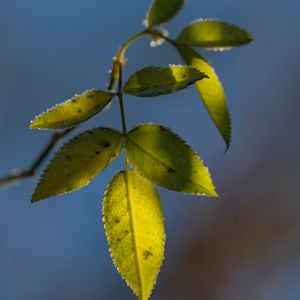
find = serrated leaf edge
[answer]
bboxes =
[124,64,209,97]
[144,0,186,28]
[174,44,232,148]
[102,170,166,300]
[192,53,232,148]
[176,18,253,49]
[31,127,123,202]
[126,123,218,197]
[29,89,114,130]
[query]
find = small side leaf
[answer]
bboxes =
[32,128,123,202]
[124,65,208,97]
[145,0,185,28]
[175,44,231,148]
[103,170,165,300]
[176,19,253,50]
[126,123,217,197]
[30,90,114,129]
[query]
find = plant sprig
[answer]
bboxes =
[0,1,252,299]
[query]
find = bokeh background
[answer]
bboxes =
[1,0,300,299]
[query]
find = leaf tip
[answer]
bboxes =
[247,32,254,43]
[224,142,230,152]
[210,189,219,198]
[31,185,48,202]
[31,192,40,203]
[223,112,232,151]
[29,121,37,129]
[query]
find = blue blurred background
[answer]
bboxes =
[1,0,300,299]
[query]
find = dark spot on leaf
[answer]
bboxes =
[159,125,165,131]
[88,130,94,135]
[77,109,82,113]
[95,150,101,155]
[87,94,94,98]
[65,173,71,177]
[143,250,153,260]
[113,218,120,224]
[65,155,71,160]
[117,238,121,242]
[168,168,176,174]
[71,99,76,103]
[103,142,110,148]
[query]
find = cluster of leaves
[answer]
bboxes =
[28,1,252,299]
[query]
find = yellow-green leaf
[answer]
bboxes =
[176,19,253,50]
[145,0,185,28]
[124,65,208,97]
[126,123,217,197]
[103,170,165,300]
[30,90,114,129]
[32,128,123,202]
[175,44,231,148]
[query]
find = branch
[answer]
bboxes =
[0,128,73,188]
[0,29,153,189]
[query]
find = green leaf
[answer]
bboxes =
[30,90,114,129]
[125,123,217,196]
[145,0,185,28]
[176,19,253,50]
[175,44,231,148]
[103,170,165,300]
[32,128,123,202]
[124,65,208,97]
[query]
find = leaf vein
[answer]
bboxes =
[127,137,212,195]
[124,171,144,299]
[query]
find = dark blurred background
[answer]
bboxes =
[1,0,300,299]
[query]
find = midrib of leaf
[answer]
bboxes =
[124,171,144,299]
[127,138,212,195]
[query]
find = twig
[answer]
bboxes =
[0,128,73,188]
[0,29,154,189]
